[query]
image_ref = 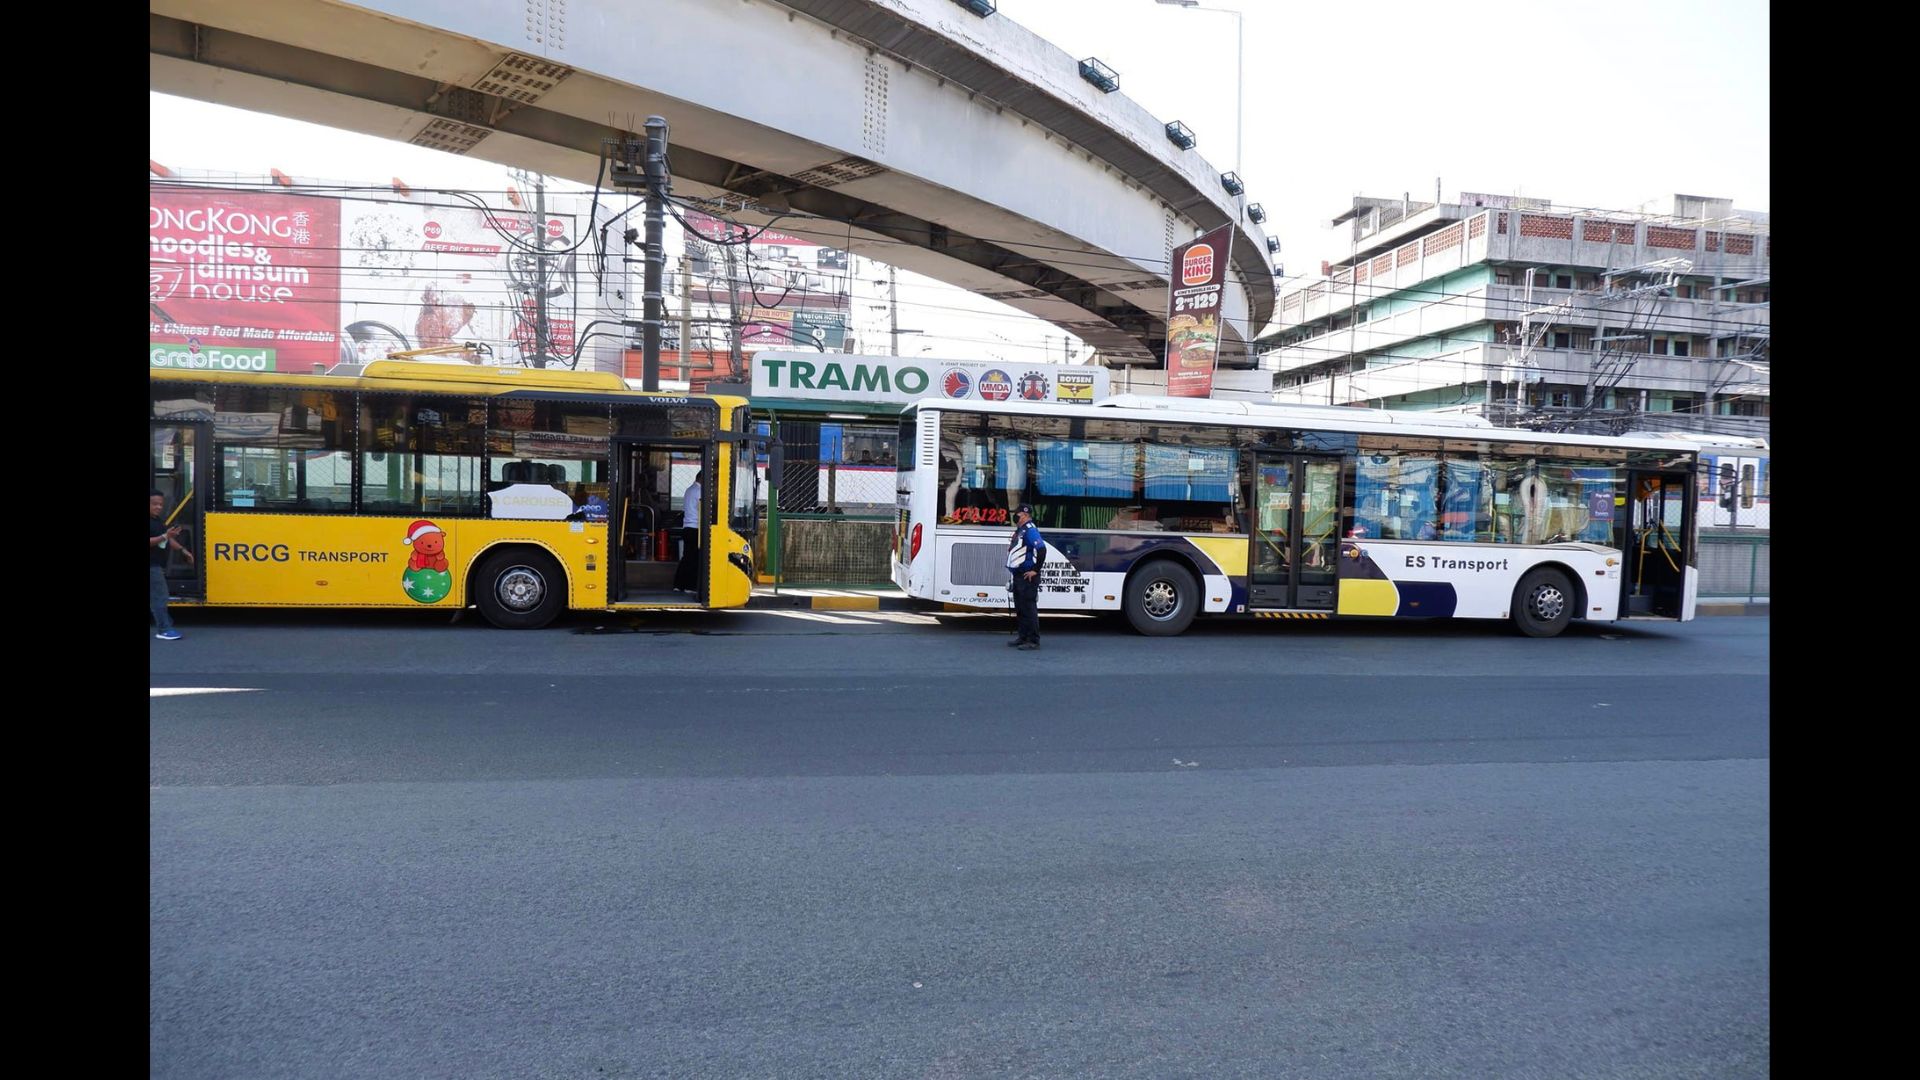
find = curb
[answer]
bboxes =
[746,592,922,611]
[1696,602,1769,617]
[744,593,1767,616]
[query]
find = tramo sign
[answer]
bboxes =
[751,352,1109,408]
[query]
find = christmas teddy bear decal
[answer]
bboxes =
[400,519,452,603]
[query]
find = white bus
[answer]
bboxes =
[892,395,1703,637]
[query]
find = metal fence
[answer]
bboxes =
[755,515,895,586]
[770,419,898,516]
[1696,532,1769,602]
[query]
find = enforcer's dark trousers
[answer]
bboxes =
[1010,574,1039,643]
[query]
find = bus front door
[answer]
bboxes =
[610,442,710,604]
[150,421,207,601]
[1249,455,1339,611]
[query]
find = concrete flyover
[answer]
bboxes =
[150,0,1273,365]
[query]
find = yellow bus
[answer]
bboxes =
[150,360,759,628]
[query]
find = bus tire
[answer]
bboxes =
[474,547,565,629]
[1124,561,1199,637]
[1511,567,1574,638]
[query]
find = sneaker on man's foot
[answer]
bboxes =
[1016,641,1039,650]
[155,630,182,641]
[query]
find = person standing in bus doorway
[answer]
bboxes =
[1006,502,1045,650]
[150,489,195,640]
[674,470,704,593]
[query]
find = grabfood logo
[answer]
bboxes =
[150,344,275,371]
[1181,242,1216,286]
[978,369,1013,401]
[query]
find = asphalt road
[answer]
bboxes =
[151,609,1769,1079]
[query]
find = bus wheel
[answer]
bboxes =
[475,548,565,629]
[1124,561,1198,637]
[1511,568,1574,638]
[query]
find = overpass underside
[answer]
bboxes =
[151,0,1272,366]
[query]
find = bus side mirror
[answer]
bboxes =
[767,442,785,479]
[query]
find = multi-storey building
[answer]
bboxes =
[1259,193,1769,438]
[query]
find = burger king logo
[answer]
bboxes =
[1181,243,1215,286]
[941,369,973,398]
[978,369,1013,401]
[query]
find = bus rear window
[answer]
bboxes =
[896,414,916,473]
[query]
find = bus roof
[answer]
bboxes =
[1618,431,1769,453]
[151,360,749,410]
[1098,393,1494,428]
[902,394,1699,454]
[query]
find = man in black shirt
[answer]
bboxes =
[150,490,195,640]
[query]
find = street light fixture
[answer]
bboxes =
[1157,0,1243,200]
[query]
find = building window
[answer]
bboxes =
[1671,339,1690,357]
[1551,332,1573,350]
[1554,274,1573,289]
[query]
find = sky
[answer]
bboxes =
[1000,0,1770,282]
[150,0,1768,356]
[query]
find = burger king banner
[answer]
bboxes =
[1164,223,1233,398]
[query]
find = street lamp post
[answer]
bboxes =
[1157,0,1243,196]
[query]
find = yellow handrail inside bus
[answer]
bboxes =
[164,491,192,528]
[1636,518,1680,575]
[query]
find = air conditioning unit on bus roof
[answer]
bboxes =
[1098,394,1492,428]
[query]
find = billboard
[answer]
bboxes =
[149,187,343,372]
[751,351,1110,408]
[1164,223,1233,399]
[151,184,582,372]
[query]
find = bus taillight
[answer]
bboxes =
[910,523,923,561]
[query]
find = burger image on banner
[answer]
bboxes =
[1167,313,1219,373]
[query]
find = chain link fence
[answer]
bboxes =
[760,419,898,585]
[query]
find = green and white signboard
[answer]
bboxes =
[751,351,1110,409]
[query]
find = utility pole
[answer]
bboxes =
[723,242,743,377]
[679,254,692,379]
[533,175,550,367]
[641,116,669,392]
[888,265,900,357]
